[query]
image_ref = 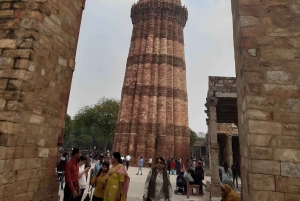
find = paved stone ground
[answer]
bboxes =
[59,163,241,201]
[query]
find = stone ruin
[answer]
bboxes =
[0,0,300,200]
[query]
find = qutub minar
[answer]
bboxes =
[113,0,189,164]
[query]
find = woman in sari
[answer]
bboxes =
[104,152,130,201]
[221,184,241,201]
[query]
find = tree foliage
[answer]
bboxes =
[190,129,198,148]
[63,97,120,152]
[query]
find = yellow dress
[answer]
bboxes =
[104,171,125,201]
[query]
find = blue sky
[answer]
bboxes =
[67,0,235,133]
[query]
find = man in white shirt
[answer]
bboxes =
[125,153,131,171]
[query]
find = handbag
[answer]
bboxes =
[83,187,92,201]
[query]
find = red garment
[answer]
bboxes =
[64,157,79,192]
[170,161,175,169]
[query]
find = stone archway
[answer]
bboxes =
[0,0,300,200]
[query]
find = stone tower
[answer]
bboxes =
[113,0,190,164]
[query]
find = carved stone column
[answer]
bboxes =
[208,101,221,196]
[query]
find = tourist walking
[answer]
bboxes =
[148,157,152,168]
[125,153,131,171]
[57,152,68,190]
[64,148,81,201]
[219,162,235,189]
[143,157,172,201]
[175,158,181,175]
[170,159,175,175]
[221,184,241,201]
[92,155,104,178]
[231,163,238,188]
[166,157,171,174]
[104,152,130,201]
[90,161,110,201]
[136,156,144,175]
[74,155,90,201]
[195,162,205,195]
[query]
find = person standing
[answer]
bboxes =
[170,158,175,175]
[231,163,238,188]
[57,152,68,190]
[136,156,144,175]
[175,158,181,175]
[64,148,81,201]
[125,153,131,171]
[143,157,172,201]
[74,155,90,201]
[195,162,205,195]
[105,152,130,201]
[148,157,152,168]
[166,157,171,174]
[90,161,110,201]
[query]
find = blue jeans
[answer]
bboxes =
[58,172,65,189]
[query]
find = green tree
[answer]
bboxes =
[72,97,119,151]
[93,98,119,152]
[63,114,75,147]
[190,129,198,148]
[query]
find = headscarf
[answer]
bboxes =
[222,184,241,201]
[108,163,130,198]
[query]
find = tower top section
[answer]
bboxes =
[132,0,188,27]
[137,0,182,6]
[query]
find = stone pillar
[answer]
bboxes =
[208,103,221,196]
[114,0,189,164]
[227,135,233,167]
[232,0,300,200]
[0,0,85,200]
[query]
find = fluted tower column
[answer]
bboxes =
[114,0,189,165]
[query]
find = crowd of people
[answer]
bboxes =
[57,148,214,201]
[57,148,130,201]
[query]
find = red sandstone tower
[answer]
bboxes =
[113,0,189,164]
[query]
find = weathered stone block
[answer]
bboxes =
[1,171,15,186]
[249,120,282,134]
[261,48,297,61]
[29,114,44,124]
[281,162,300,178]
[285,193,300,201]
[267,71,293,84]
[251,160,280,175]
[2,49,31,59]
[248,109,269,120]
[0,159,4,173]
[247,95,278,108]
[38,148,49,158]
[22,147,37,158]
[15,169,36,181]
[250,146,273,160]
[0,146,6,159]
[0,10,14,18]
[249,134,274,147]
[240,16,260,27]
[0,39,16,49]
[276,176,300,193]
[282,99,300,114]
[252,190,284,201]
[0,57,13,68]
[274,149,300,162]
[13,158,28,171]
[249,173,275,191]
[264,84,298,97]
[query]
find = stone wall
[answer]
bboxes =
[0,0,85,200]
[232,0,300,200]
[207,76,237,98]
